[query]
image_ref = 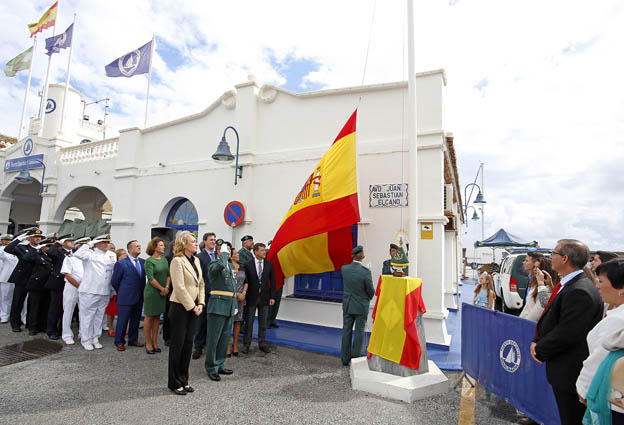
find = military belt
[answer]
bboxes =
[210,290,235,297]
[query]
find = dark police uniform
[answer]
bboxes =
[45,240,73,338]
[23,246,54,334]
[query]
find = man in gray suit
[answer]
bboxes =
[341,245,375,366]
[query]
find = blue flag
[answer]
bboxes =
[45,23,73,56]
[105,40,152,78]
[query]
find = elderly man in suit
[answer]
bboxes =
[111,240,146,351]
[530,239,602,425]
[192,232,217,360]
[242,242,276,354]
[341,245,375,366]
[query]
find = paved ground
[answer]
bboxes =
[0,323,520,425]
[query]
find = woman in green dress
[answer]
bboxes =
[144,237,170,354]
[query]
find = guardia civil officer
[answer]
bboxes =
[341,245,375,366]
[0,234,18,323]
[74,234,116,351]
[44,234,75,340]
[238,235,254,267]
[5,228,44,332]
[204,240,237,382]
[22,238,55,335]
[60,237,90,345]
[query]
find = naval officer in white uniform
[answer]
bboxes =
[0,234,19,323]
[74,234,116,350]
[60,236,90,345]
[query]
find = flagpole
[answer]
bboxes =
[18,37,37,141]
[407,0,419,277]
[38,0,60,136]
[60,13,76,133]
[144,35,155,128]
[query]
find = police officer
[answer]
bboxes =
[238,235,254,267]
[0,234,18,323]
[60,237,89,345]
[204,240,237,382]
[5,228,44,332]
[341,245,375,366]
[381,244,399,275]
[44,233,75,340]
[74,234,116,351]
[23,238,55,335]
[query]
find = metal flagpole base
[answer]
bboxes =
[350,357,448,403]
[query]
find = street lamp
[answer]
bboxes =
[466,206,480,221]
[14,159,46,197]
[212,125,243,185]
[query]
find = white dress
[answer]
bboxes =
[519,285,551,322]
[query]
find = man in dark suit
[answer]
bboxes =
[5,228,44,332]
[110,240,146,350]
[530,239,602,425]
[242,242,276,354]
[44,233,74,340]
[192,232,217,360]
[341,245,375,366]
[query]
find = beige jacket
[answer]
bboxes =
[169,255,205,311]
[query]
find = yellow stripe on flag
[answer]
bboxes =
[277,233,334,277]
[27,2,57,37]
[367,276,423,364]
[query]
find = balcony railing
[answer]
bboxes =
[58,139,119,164]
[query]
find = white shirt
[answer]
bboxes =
[576,303,624,412]
[519,285,551,322]
[0,245,18,283]
[74,244,116,296]
[61,255,84,286]
[559,269,584,289]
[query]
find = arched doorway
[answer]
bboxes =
[6,179,42,233]
[54,186,112,237]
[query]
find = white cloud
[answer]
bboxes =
[1,0,623,251]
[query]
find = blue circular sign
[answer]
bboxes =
[45,98,56,114]
[23,138,33,156]
[224,201,245,228]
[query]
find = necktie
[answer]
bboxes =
[134,258,141,275]
[210,251,215,261]
[535,282,562,339]
[257,260,263,291]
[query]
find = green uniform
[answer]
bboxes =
[341,261,375,365]
[238,247,254,267]
[204,252,237,375]
[382,259,408,276]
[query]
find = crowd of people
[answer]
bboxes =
[473,240,624,425]
[0,228,280,396]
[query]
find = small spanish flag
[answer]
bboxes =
[367,275,427,370]
[267,110,360,290]
[27,2,58,38]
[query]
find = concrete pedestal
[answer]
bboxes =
[350,357,448,402]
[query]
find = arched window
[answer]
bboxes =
[166,199,198,232]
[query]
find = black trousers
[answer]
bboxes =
[162,293,171,342]
[614,410,624,425]
[193,293,210,350]
[243,299,268,348]
[552,385,585,425]
[28,289,49,333]
[268,286,283,326]
[46,289,63,336]
[168,302,197,390]
[10,284,28,329]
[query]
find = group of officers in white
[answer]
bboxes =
[0,228,116,350]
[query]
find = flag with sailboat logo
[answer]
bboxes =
[45,23,73,56]
[104,40,152,78]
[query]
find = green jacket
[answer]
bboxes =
[382,259,408,276]
[206,252,237,317]
[341,262,375,316]
[238,247,254,267]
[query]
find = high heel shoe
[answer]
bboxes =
[145,346,155,355]
[232,351,239,357]
[154,347,162,353]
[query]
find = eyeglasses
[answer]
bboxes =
[551,250,564,257]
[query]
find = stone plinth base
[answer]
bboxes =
[350,357,448,403]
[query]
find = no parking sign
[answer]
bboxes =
[224,201,245,228]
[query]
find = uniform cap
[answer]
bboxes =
[241,235,253,242]
[58,233,75,243]
[74,236,91,245]
[46,232,57,240]
[216,238,224,246]
[352,245,364,256]
[390,243,399,250]
[0,234,13,240]
[36,238,55,249]
[93,234,111,243]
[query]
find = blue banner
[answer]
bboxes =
[461,303,561,425]
[4,154,44,172]
[105,40,152,78]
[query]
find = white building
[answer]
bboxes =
[0,70,464,348]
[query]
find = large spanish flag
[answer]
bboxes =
[27,2,58,38]
[267,110,360,289]
[367,275,427,370]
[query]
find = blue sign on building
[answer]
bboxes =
[4,154,44,172]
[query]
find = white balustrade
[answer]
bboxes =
[58,139,119,164]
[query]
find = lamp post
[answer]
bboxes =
[212,126,243,185]
[463,182,486,239]
[14,159,46,197]
[465,206,480,222]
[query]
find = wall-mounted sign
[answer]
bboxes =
[23,138,34,156]
[420,222,433,240]
[369,183,408,208]
[4,154,44,172]
[45,98,56,114]
[224,201,245,228]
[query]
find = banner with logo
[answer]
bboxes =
[104,40,152,78]
[461,303,560,425]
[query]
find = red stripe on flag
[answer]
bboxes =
[332,109,357,145]
[327,226,353,271]
[399,285,427,370]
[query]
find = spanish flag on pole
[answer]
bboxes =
[367,275,427,370]
[267,110,360,289]
[27,2,58,38]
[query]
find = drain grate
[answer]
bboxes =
[0,338,63,367]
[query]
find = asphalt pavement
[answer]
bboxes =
[0,323,520,425]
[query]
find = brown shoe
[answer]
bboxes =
[128,341,145,347]
[116,345,126,351]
